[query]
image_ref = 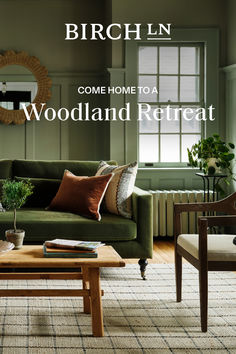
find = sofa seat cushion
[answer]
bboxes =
[0,209,137,243]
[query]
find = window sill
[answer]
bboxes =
[138,167,199,171]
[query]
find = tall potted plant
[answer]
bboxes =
[187,134,236,194]
[1,180,33,249]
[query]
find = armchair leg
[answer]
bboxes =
[199,268,208,332]
[175,253,182,302]
[138,259,148,280]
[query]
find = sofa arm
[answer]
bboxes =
[132,186,153,257]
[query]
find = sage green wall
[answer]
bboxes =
[227,0,236,66]
[109,0,227,190]
[111,0,227,67]
[0,0,109,161]
[0,0,107,72]
[225,0,236,191]
[0,0,230,192]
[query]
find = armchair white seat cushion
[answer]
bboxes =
[175,193,236,332]
[178,234,236,261]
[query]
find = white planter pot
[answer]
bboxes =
[5,230,25,249]
[206,158,220,175]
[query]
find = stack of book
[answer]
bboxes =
[43,239,105,258]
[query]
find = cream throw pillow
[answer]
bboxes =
[96,161,138,218]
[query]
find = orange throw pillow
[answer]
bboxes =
[49,170,113,221]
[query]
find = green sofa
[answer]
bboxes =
[0,159,153,277]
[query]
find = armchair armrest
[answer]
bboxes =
[199,215,236,228]
[175,191,236,214]
[174,192,236,238]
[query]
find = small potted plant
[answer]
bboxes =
[188,134,236,194]
[1,179,33,249]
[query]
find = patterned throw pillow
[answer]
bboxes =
[96,161,138,219]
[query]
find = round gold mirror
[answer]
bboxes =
[0,51,52,124]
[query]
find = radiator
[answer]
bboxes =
[149,190,215,237]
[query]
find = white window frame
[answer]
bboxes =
[138,42,204,166]
[125,28,219,167]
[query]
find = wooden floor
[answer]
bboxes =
[124,239,175,264]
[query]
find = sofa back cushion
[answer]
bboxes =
[13,160,117,179]
[11,160,117,208]
[15,177,61,208]
[0,160,12,179]
[0,179,5,198]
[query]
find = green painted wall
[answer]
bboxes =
[225,0,236,191]
[0,0,107,72]
[111,0,227,67]
[0,0,232,193]
[227,0,236,66]
[0,0,110,161]
[109,0,226,190]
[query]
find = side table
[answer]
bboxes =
[195,172,227,202]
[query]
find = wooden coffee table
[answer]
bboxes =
[0,245,125,337]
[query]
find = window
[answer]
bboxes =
[138,44,203,165]
[122,28,218,166]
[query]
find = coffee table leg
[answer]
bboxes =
[89,267,104,337]
[82,266,91,314]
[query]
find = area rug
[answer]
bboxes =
[0,264,235,353]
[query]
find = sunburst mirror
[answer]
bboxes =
[0,51,52,124]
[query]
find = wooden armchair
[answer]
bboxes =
[174,192,236,332]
